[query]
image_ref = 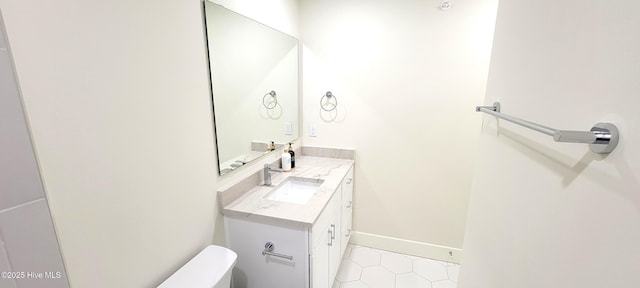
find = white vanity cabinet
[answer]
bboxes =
[225,165,354,288]
[226,191,345,288]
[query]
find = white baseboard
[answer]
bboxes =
[349,231,462,264]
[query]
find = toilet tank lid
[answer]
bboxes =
[157,245,237,288]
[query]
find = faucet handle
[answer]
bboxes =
[264,163,283,172]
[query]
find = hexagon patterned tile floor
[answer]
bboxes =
[334,245,459,288]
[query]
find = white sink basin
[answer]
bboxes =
[264,177,324,205]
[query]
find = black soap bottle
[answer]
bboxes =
[288,143,295,168]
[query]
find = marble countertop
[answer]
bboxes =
[222,156,354,227]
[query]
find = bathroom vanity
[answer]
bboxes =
[220,155,354,288]
[205,3,354,286]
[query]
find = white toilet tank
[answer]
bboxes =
[158,245,237,288]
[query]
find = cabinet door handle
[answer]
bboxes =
[262,242,294,261]
[345,229,351,237]
[346,201,352,208]
[328,229,333,246]
[346,178,353,184]
[330,224,336,240]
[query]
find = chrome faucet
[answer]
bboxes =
[263,164,283,186]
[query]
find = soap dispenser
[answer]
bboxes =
[288,143,295,168]
[267,141,275,152]
[281,148,292,172]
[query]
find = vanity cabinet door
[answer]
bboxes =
[313,166,354,287]
[341,167,354,256]
[311,190,343,288]
[225,217,309,288]
[328,189,343,281]
[311,193,333,288]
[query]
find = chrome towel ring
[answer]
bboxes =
[263,91,278,109]
[320,91,337,112]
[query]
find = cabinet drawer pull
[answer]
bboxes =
[346,178,353,184]
[328,229,333,246]
[346,201,352,208]
[345,229,351,237]
[262,242,294,261]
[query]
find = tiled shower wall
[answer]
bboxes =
[0,14,69,288]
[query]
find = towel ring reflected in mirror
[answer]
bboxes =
[320,91,337,112]
[262,90,278,109]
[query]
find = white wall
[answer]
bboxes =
[0,15,68,287]
[300,0,498,254]
[1,0,212,287]
[459,0,640,287]
[0,0,301,286]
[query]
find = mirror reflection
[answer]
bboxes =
[204,2,300,175]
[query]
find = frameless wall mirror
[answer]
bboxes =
[203,1,300,175]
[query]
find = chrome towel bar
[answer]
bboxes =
[475,102,619,154]
[262,242,294,261]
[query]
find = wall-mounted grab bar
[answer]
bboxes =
[475,102,619,154]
